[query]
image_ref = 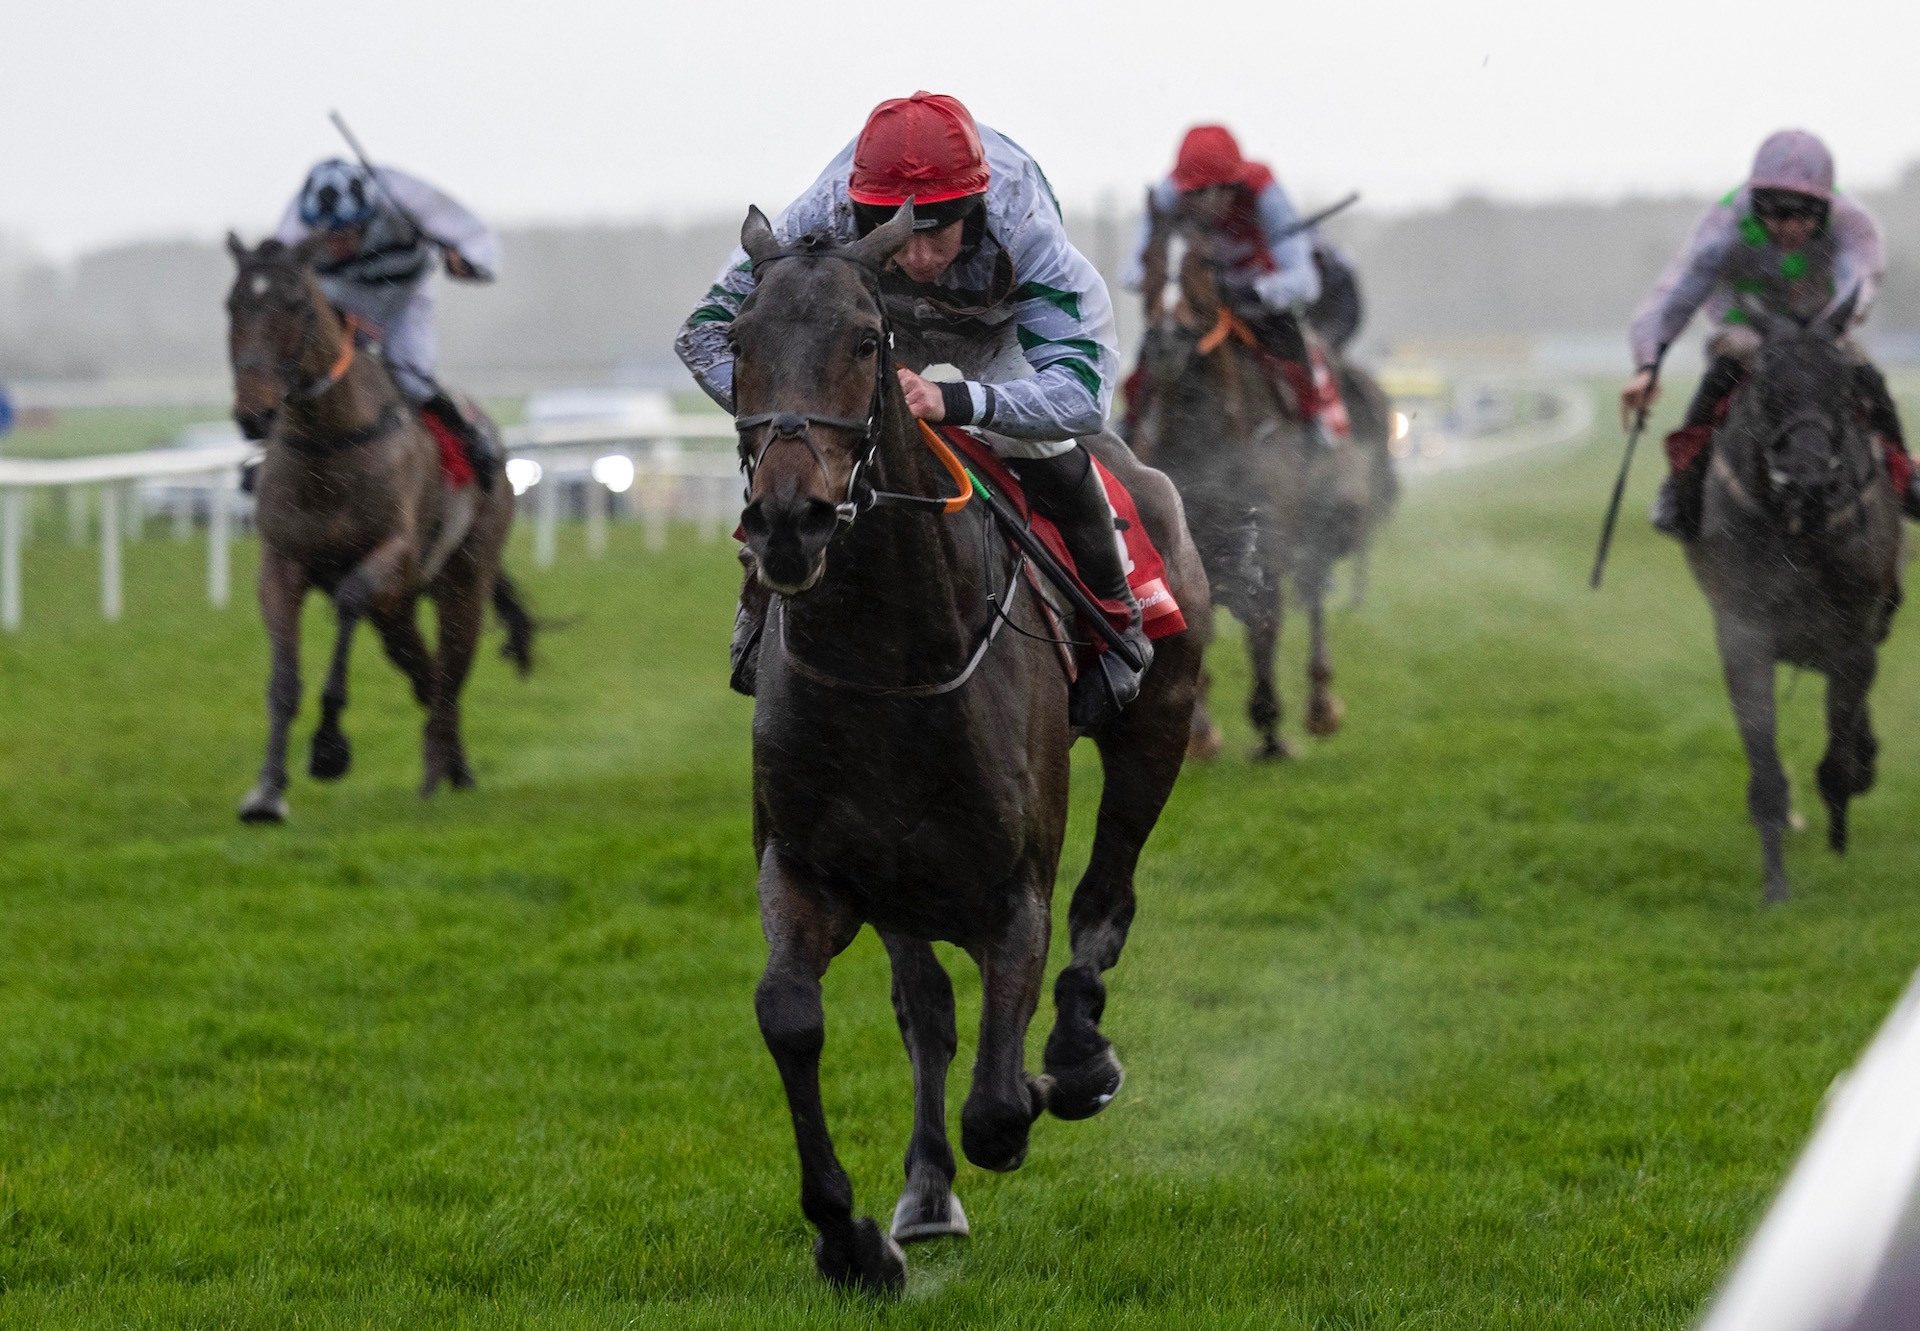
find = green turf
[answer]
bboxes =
[3,391,1919,1328]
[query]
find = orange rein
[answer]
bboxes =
[1195,306,1259,357]
[914,419,977,514]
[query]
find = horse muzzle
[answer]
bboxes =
[740,495,839,594]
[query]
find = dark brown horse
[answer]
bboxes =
[1133,244,1391,760]
[224,235,531,823]
[1686,292,1903,901]
[728,203,1206,1292]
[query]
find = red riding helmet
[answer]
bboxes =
[1171,125,1262,193]
[849,92,991,208]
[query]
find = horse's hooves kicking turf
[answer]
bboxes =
[236,788,288,824]
[308,728,351,781]
[1045,1045,1125,1121]
[890,1186,969,1244]
[814,1218,907,1295]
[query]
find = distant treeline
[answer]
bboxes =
[6,164,1920,385]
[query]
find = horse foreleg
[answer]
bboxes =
[1046,626,1202,1120]
[1187,663,1224,761]
[1302,565,1345,737]
[1818,650,1880,856]
[878,932,967,1245]
[371,603,434,708]
[239,549,307,823]
[1718,623,1791,902]
[754,849,902,1292]
[313,534,418,783]
[962,887,1050,1173]
[421,566,486,798]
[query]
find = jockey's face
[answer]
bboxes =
[320,225,365,263]
[1185,185,1236,225]
[1762,216,1819,251]
[891,219,966,284]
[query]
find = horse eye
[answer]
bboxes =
[856,333,879,358]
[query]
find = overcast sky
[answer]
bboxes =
[4,0,1916,256]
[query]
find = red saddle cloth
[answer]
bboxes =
[419,407,476,490]
[938,427,1186,650]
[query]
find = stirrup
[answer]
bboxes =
[729,600,766,697]
[1069,630,1154,729]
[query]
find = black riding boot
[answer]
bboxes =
[1249,308,1335,449]
[423,393,499,493]
[729,556,770,697]
[1007,447,1154,728]
[1854,363,1920,521]
[1652,356,1746,540]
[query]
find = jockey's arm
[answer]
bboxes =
[1623,204,1737,424]
[1829,198,1886,327]
[1252,180,1321,310]
[1122,180,1179,322]
[936,224,1119,441]
[379,169,501,282]
[675,253,757,411]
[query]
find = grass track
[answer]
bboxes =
[3,389,1919,1327]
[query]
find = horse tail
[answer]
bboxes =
[492,570,536,677]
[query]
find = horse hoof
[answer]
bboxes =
[961,1093,1036,1173]
[815,1217,907,1295]
[1253,736,1293,763]
[1046,1045,1124,1121]
[1307,696,1345,737]
[1765,879,1791,906]
[419,772,443,801]
[1788,808,1809,834]
[890,1185,969,1244]
[237,788,288,825]
[448,758,476,791]
[308,729,351,782]
[1187,723,1225,762]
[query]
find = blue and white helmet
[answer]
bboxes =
[296,159,377,231]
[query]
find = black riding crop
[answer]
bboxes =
[1590,344,1668,590]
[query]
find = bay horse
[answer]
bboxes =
[728,202,1206,1292]
[1133,242,1391,760]
[1686,291,1903,902]
[224,234,532,823]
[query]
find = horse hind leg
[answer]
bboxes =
[1817,654,1880,856]
[1045,626,1201,1121]
[1242,576,1290,761]
[1301,564,1345,737]
[421,566,487,797]
[878,933,968,1244]
[754,850,904,1293]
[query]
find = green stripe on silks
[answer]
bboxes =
[1054,357,1102,398]
[1780,251,1809,280]
[688,305,733,326]
[1015,326,1105,360]
[1739,213,1769,247]
[1013,281,1083,320]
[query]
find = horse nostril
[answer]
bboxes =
[795,499,841,544]
[740,501,771,541]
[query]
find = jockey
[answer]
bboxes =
[1125,124,1357,444]
[1625,129,1919,538]
[273,158,503,488]
[676,91,1153,725]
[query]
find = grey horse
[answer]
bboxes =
[1684,291,1904,901]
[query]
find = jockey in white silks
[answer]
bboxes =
[273,158,503,488]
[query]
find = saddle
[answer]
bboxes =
[936,427,1185,680]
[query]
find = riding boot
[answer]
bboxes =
[730,555,770,697]
[1652,356,1746,541]
[1854,363,1920,521]
[423,392,499,493]
[1006,447,1154,728]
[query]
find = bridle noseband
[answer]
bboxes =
[231,256,397,451]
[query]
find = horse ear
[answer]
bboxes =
[1734,290,1800,341]
[226,231,248,263]
[849,199,916,270]
[1820,285,1862,340]
[740,206,780,266]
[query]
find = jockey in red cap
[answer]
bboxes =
[677,92,1153,726]
[1626,129,1918,539]
[1125,125,1362,446]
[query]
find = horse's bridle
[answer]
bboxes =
[733,248,963,526]
[232,259,398,451]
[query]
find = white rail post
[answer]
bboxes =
[171,491,192,541]
[100,483,123,622]
[66,485,88,544]
[587,475,609,558]
[534,474,558,569]
[2,487,22,631]
[207,473,231,608]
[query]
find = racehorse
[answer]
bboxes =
[1133,243,1392,760]
[224,234,532,823]
[1685,291,1903,901]
[729,202,1206,1292]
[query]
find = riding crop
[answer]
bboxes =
[1589,344,1668,590]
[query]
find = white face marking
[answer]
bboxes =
[250,274,271,296]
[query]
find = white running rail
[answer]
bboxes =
[0,416,740,631]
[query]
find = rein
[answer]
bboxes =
[1714,402,1880,533]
